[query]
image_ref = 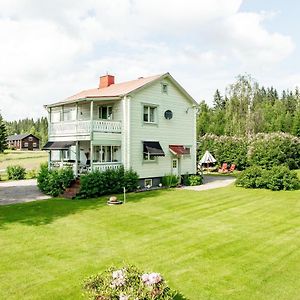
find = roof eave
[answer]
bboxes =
[45,96,121,109]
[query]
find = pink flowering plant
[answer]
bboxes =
[83,265,179,299]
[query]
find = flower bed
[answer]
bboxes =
[83,265,180,299]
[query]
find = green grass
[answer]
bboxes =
[0,186,299,299]
[0,150,47,178]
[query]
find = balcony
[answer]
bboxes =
[50,120,122,136]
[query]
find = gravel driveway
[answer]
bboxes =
[182,175,236,191]
[0,179,50,205]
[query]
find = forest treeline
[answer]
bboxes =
[5,117,48,147]
[197,74,300,137]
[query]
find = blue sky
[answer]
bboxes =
[0,0,299,120]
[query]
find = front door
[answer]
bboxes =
[172,158,179,176]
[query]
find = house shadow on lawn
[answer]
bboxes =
[0,189,168,229]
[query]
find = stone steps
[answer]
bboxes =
[61,179,81,199]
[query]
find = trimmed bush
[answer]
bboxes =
[78,167,139,199]
[236,165,300,191]
[83,265,178,300]
[263,166,300,191]
[6,165,26,180]
[235,165,265,188]
[162,174,179,188]
[188,174,203,186]
[37,163,74,197]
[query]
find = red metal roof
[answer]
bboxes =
[169,145,190,155]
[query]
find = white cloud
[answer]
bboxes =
[0,0,295,120]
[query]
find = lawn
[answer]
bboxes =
[0,150,47,178]
[0,186,299,299]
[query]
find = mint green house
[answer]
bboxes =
[44,73,197,187]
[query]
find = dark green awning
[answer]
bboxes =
[143,141,165,156]
[42,141,75,150]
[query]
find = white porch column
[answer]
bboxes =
[121,96,127,169]
[90,100,94,171]
[74,141,79,176]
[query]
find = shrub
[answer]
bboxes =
[27,169,37,179]
[188,174,203,186]
[83,265,178,300]
[37,164,74,197]
[263,166,300,191]
[236,165,265,189]
[6,165,26,180]
[236,165,300,191]
[162,174,179,188]
[78,167,139,199]
[248,133,300,170]
[181,173,190,186]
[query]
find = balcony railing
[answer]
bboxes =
[50,120,122,136]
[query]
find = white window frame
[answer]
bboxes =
[62,150,70,161]
[24,142,28,147]
[143,105,157,124]
[143,152,157,162]
[99,106,113,120]
[33,142,37,147]
[161,83,168,94]
[144,178,153,188]
[94,145,120,163]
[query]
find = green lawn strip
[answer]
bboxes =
[0,187,299,299]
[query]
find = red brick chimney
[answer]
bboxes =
[99,75,115,88]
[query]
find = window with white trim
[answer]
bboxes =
[161,83,168,94]
[143,152,156,161]
[94,145,120,162]
[143,105,157,123]
[62,150,70,161]
[33,142,37,147]
[144,179,153,188]
[99,106,113,120]
[24,142,28,147]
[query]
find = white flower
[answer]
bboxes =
[141,273,162,285]
[111,269,126,287]
[148,273,162,285]
[119,294,129,300]
[141,273,149,283]
[112,270,124,279]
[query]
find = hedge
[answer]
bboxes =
[198,133,300,170]
[78,166,139,199]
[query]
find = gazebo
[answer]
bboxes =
[198,150,217,172]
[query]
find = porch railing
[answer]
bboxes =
[50,120,122,136]
[92,162,122,172]
[50,161,123,174]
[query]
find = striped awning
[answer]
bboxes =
[143,141,165,156]
[42,141,75,150]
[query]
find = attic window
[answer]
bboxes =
[161,83,168,94]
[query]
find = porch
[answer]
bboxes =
[45,140,122,176]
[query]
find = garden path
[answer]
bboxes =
[0,179,50,205]
[182,175,236,191]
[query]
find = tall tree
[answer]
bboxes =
[0,113,7,152]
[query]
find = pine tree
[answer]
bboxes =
[0,113,7,152]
